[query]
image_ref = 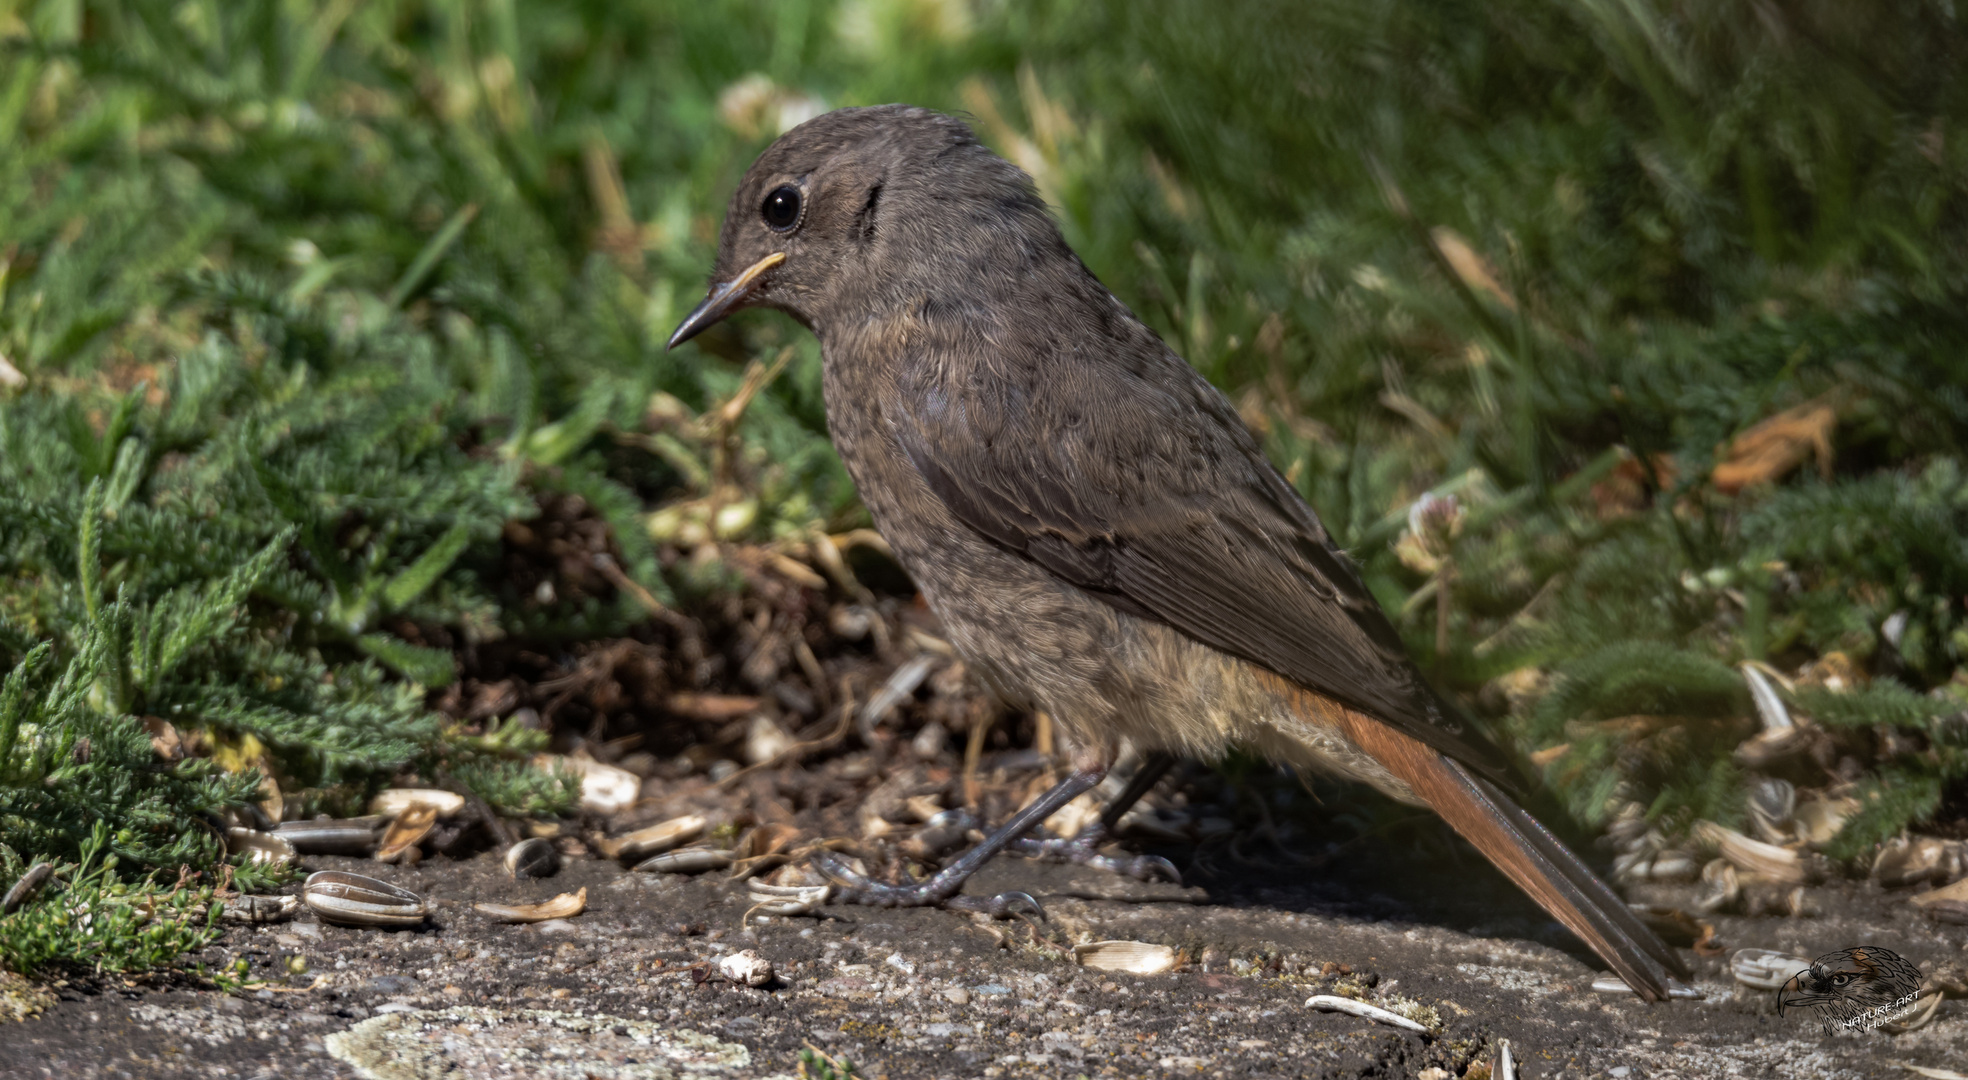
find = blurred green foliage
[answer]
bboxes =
[1,0,1967,973]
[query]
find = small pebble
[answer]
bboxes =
[944,988,971,1005]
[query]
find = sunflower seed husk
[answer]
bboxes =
[744,881,829,916]
[1590,975,1706,999]
[474,887,586,923]
[2,863,54,913]
[1873,835,1968,889]
[1613,848,1699,884]
[143,717,183,762]
[374,804,438,864]
[539,755,642,816]
[1912,876,1968,909]
[1695,858,1741,914]
[1730,948,1812,991]
[1746,777,1797,844]
[220,894,300,924]
[1602,802,1652,850]
[1927,963,1968,1000]
[1732,725,1817,769]
[1791,797,1857,848]
[718,949,774,987]
[1303,994,1431,1033]
[911,720,949,759]
[226,827,296,867]
[857,653,938,740]
[739,821,801,860]
[504,837,562,879]
[302,870,428,928]
[1591,975,1635,994]
[368,788,465,819]
[743,714,795,766]
[1073,940,1178,975]
[1695,820,1815,884]
[594,814,707,861]
[634,843,733,875]
[274,816,387,855]
[904,794,945,823]
[1924,899,1968,925]
[1898,1067,1968,1080]
[1741,663,1794,731]
[1741,880,1812,918]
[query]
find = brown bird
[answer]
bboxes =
[670,105,1690,1000]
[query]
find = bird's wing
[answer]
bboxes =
[886,346,1514,783]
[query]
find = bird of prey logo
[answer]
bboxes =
[1777,946,1924,1035]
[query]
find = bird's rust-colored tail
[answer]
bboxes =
[1319,702,1691,1001]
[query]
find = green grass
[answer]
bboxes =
[1,0,1966,976]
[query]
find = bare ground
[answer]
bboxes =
[0,830,1962,1080]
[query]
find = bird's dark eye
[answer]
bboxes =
[762,185,803,231]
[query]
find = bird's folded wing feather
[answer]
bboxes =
[886,352,1513,783]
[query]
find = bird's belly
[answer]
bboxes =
[864,500,1418,803]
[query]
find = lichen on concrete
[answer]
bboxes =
[323,1006,796,1080]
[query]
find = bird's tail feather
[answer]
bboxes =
[1328,705,1691,1001]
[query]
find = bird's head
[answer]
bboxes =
[667,104,1053,349]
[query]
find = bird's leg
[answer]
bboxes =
[1005,751,1181,883]
[814,765,1106,918]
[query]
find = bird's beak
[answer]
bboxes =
[666,251,787,349]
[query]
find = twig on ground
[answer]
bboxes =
[716,681,859,791]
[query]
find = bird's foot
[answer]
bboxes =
[805,765,1108,920]
[1006,826,1182,884]
[813,851,1046,918]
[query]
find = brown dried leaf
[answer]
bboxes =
[142,717,183,762]
[1590,453,1678,519]
[1712,398,1838,494]
[1429,227,1516,310]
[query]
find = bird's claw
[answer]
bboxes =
[947,890,1048,921]
[1123,854,1183,885]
